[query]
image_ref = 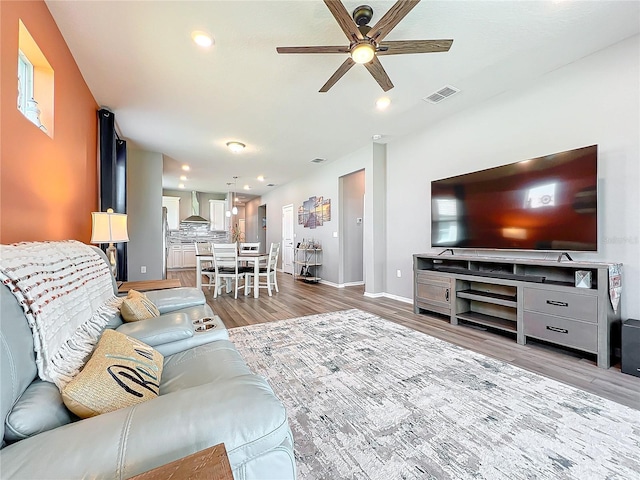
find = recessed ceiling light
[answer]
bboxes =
[178,183,185,189]
[181,165,190,171]
[226,141,246,153]
[257,175,265,182]
[376,97,391,110]
[180,175,187,181]
[243,185,251,190]
[372,134,382,141]
[191,30,214,48]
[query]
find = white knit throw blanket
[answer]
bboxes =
[0,240,123,389]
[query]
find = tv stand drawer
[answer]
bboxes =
[523,312,598,353]
[523,288,597,323]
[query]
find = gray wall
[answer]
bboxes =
[340,169,364,284]
[127,148,163,281]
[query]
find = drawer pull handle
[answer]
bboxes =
[546,300,569,307]
[445,289,450,302]
[546,326,569,334]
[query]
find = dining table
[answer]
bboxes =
[196,252,270,298]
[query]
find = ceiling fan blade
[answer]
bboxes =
[277,46,350,54]
[377,39,453,55]
[323,0,363,41]
[369,0,420,43]
[364,56,394,92]
[319,57,356,92]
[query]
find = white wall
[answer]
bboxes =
[386,35,639,319]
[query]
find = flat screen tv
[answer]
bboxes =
[430,145,598,252]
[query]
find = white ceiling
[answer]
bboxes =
[46,0,639,197]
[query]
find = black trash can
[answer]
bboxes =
[621,319,640,377]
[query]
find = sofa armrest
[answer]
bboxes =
[116,312,193,346]
[0,376,291,479]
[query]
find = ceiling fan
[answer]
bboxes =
[276,0,453,92]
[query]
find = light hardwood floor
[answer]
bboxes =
[168,268,640,410]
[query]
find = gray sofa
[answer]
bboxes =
[0,247,296,479]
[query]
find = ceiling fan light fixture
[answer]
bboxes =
[351,42,375,64]
[226,141,246,153]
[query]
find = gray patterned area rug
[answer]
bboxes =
[228,309,640,480]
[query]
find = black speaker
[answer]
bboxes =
[621,319,640,377]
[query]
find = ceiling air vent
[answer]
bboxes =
[423,85,460,104]
[311,158,326,164]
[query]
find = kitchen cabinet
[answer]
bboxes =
[167,243,196,269]
[209,200,226,231]
[182,244,196,268]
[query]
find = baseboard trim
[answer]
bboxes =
[316,280,412,304]
[382,293,413,304]
[363,291,384,298]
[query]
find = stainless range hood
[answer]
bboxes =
[182,191,209,223]
[182,214,209,223]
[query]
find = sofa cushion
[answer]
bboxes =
[0,374,292,480]
[61,330,163,418]
[161,340,252,395]
[116,312,193,346]
[4,379,75,442]
[120,290,160,322]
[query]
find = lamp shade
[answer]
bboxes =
[90,210,129,243]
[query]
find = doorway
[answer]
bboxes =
[282,204,294,274]
[340,170,365,285]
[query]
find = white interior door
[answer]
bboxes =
[282,204,294,274]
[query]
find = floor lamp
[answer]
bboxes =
[91,208,129,279]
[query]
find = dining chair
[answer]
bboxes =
[251,242,280,297]
[239,242,261,267]
[212,243,246,299]
[195,242,215,289]
[239,242,260,254]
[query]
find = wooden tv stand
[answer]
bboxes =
[413,253,621,368]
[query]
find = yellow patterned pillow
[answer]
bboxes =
[120,290,160,322]
[61,330,163,418]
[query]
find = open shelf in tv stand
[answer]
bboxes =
[413,253,621,368]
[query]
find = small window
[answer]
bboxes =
[17,50,34,115]
[17,20,54,137]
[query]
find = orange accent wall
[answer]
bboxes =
[0,0,98,244]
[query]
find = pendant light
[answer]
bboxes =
[231,176,238,215]
[225,182,232,217]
